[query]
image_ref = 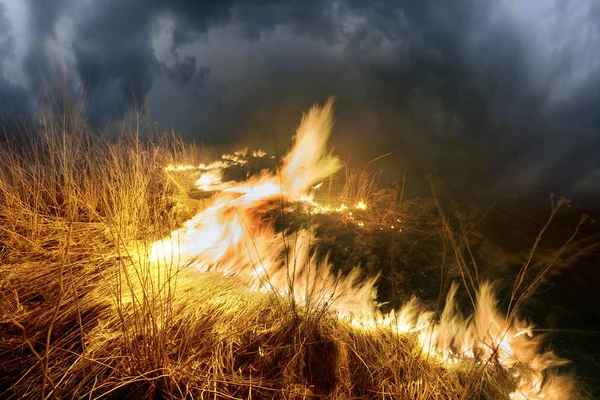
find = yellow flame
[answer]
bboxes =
[164,164,197,172]
[152,99,574,399]
[252,149,267,158]
[194,169,223,191]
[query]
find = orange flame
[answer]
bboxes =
[155,99,575,399]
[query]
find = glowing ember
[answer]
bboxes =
[155,99,575,399]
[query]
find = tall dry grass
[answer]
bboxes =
[0,105,202,398]
[0,105,526,399]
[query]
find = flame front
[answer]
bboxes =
[153,99,575,399]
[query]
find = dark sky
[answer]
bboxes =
[1,0,599,200]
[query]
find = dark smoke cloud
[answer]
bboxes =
[0,0,599,201]
[24,0,71,92]
[0,3,13,61]
[0,2,30,131]
[71,0,158,126]
[164,55,197,86]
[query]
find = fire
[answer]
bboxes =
[156,99,575,398]
[194,169,223,191]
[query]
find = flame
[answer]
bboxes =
[154,99,575,399]
[194,169,223,191]
[252,149,267,158]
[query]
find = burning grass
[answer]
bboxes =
[0,256,514,399]
[0,100,586,398]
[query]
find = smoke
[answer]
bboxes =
[0,0,599,200]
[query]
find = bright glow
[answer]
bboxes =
[152,99,574,399]
[194,169,223,191]
[252,149,267,158]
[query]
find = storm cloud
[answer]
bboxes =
[0,1,28,127]
[0,0,599,199]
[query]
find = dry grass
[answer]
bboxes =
[0,109,520,399]
[1,259,513,399]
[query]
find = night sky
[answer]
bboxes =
[1,0,599,201]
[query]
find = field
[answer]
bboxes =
[0,101,596,399]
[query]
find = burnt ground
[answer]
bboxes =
[190,159,600,397]
[267,194,600,398]
[480,202,600,399]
